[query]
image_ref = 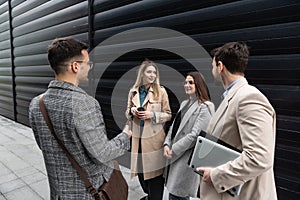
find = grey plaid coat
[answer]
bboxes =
[29,80,130,200]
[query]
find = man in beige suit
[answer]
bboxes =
[197,42,277,200]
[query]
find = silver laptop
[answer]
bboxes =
[188,134,244,196]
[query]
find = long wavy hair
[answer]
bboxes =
[133,59,161,99]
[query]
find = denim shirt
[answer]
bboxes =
[222,78,243,98]
[139,86,149,127]
[138,86,156,127]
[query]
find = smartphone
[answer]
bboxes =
[137,107,145,111]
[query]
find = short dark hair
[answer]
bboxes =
[47,37,88,75]
[210,42,249,74]
[187,71,211,102]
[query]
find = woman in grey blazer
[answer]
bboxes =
[164,71,215,200]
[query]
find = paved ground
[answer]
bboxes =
[0,115,199,200]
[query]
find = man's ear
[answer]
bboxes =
[70,61,79,73]
[218,61,224,72]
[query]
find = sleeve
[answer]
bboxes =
[164,120,174,147]
[74,97,130,164]
[28,97,41,149]
[172,102,214,156]
[153,87,172,124]
[163,101,185,147]
[125,90,134,120]
[210,92,276,193]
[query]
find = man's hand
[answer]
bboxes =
[122,124,132,138]
[196,167,212,185]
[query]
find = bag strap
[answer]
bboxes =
[38,95,99,197]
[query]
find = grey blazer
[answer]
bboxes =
[29,80,130,200]
[164,100,215,197]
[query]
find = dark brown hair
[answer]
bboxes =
[187,71,211,102]
[47,37,88,75]
[210,42,249,74]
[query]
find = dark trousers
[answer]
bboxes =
[138,173,164,200]
[138,127,164,200]
[169,193,190,200]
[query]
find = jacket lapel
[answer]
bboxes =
[141,87,154,107]
[176,100,199,135]
[206,97,228,136]
[207,78,248,136]
[131,89,140,107]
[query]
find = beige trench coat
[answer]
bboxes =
[126,86,171,180]
[201,78,277,200]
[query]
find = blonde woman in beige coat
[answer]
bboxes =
[126,60,172,200]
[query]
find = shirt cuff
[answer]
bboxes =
[152,112,156,122]
[120,132,131,150]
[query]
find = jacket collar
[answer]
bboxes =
[131,86,154,107]
[48,80,87,95]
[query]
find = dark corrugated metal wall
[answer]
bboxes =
[11,0,89,124]
[0,0,14,120]
[0,0,299,199]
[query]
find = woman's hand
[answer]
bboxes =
[137,111,154,120]
[131,107,154,120]
[130,107,139,117]
[164,145,172,159]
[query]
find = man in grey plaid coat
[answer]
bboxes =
[29,37,131,200]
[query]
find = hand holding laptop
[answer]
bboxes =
[196,167,212,185]
[188,130,244,196]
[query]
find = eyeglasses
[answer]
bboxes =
[75,60,94,69]
[184,80,195,85]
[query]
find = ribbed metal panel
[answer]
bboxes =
[0,0,299,198]
[11,0,88,125]
[0,0,14,119]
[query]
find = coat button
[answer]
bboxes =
[153,131,156,133]
[221,186,225,190]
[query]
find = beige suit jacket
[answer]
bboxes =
[201,77,277,200]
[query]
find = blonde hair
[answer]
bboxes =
[133,59,161,99]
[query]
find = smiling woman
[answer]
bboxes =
[125,59,172,200]
[163,71,215,200]
[184,76,196,95]
[142,65,157,88]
